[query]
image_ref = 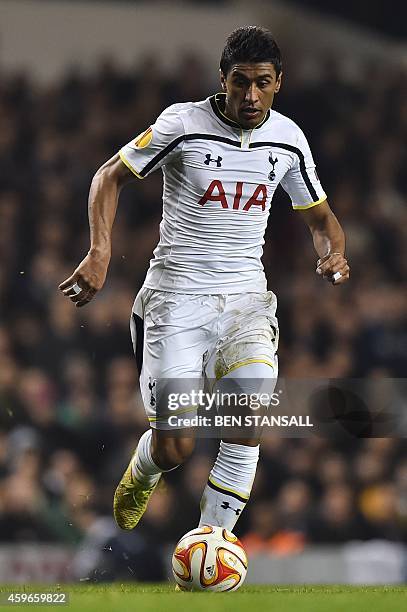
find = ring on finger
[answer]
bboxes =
[71,283,82,295]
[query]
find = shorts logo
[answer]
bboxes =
[134,126,153,148]
[268,152,278,181]
[148,377,156,407]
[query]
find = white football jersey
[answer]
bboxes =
[119,93,327,293]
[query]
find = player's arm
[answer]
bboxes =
[58,154,136,307]
[280,124,349,285]
[59,105,184,307]
[298,199,350,285]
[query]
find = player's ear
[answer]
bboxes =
[275,71,283,93]
[219,69,227,91]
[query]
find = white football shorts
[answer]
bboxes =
[130,287,279,429]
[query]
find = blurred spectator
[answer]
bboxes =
[309,484,373,543]
[241,500,306,555]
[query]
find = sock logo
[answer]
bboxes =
[148,377,156,407]
[220,501,241,516]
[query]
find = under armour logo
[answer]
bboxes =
[220,501,241,516]
[268,152,278,181]
[148,377,156,407]
[204,154,222,167]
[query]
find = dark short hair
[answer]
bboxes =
[220,26,282,77]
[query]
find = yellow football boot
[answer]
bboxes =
[113,451,160,530]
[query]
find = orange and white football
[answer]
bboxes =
[172,525,248,592]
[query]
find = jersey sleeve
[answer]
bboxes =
[280,127,327,209]
[119,105,185,179]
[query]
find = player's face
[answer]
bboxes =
[221,63,282,129]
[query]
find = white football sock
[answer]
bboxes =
[199,441,259,530]
[131,429,178,487]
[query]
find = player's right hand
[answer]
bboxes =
[316,252,350,285]
[58,251,110,307]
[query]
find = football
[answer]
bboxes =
[171,524,248,592]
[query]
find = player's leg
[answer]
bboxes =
[129,429,196,487]
[199,363,275,530]
[114,289,214,530]
[151,429,196,470]
[199,441,259,530]
[128,425,196,491]
[199,292,278,530]
[115,428,196,531]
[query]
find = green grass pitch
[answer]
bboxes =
[0,583,406,611]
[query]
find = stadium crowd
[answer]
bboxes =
[0,51,406,579]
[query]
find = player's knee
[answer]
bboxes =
[152,434,195,469]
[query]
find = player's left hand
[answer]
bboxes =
[316,252,350,285]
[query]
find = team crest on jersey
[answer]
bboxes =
[134,126,153,148]
[268,152,278,181]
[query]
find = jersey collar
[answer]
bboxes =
[209,93,270,130]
